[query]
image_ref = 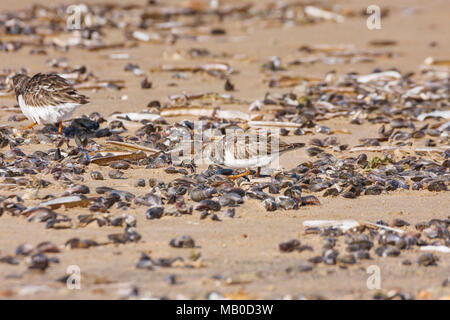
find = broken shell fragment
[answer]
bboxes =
[39,196,91,210]
[169,235,196,248]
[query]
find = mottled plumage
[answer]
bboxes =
[203,129,305,174]
[11,73,89,129]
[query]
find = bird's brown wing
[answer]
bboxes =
[221,130,305,160]
[23,73,89,107]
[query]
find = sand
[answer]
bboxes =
[0,0,449,299]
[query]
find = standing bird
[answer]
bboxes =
[11,73,89,133]
[202,129,305,179]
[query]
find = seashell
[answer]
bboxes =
[16,243,34,256]
[134,178,146,187]
[108,228,141,244]
[375,245,401,258]
[95,186,114,194]
[108,170,124,179]
[308,256,323,264]
[323,237,336,250]
[303,220,360,232]
[296,262,314,273]
[357,71,401,83]
[0,256,20,265]
[337,254,356,265]
[124,214,136,227]
[304,6,344,23]
[427,180,447,192]
[135,194,162,207]
[169,235,195,248]
[423,226,442,239]
[36,242,60,254]
[279,239,301,253]
[323,187,339,197]
[39,195,91,210]
[221,208,235,218]
[27,253,50,271]
[276,196,298,210]
[90,171,104,180]
[365,186,383,195]
[190,187,216,202]
[262,198,278,211]
[66,184,90,195]
[175,197,191,215]
[355,250,371,260]
[301,195,320,206]
[45,218,73,229]
[306,147,324,157]
[21,207,57,223]
[109,160,131,170]
[417,110,450,121]
[246,189,271,200]
[165,166,179,174]
[145,207,164,220]
[65,238,99,249]
[417,253,439,266]
[135,253,154,270]
[284,186,302,201]
[322,249,339,265]
[194,200,221,211]
[420,246,450,253]
[218,192,243,207]
[390,219,410,227]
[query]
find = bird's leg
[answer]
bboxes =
[58,122,63,134]
[21,122,37,130]
[255,167,261,178]
[228,169,251,180]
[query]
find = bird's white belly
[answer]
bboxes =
[223,152,278,169]
[18,95,81,124]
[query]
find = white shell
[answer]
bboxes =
[357,71,401,83]
[420,246,450,253]
[303,220,360,232]
[417,110,450,121]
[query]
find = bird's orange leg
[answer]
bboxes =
[21,122,37,130]
[228,169,251,180]
[255,167,261,178]
[58,122,63,133]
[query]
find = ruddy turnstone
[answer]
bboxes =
[202,129,305,179]
[11,73,89,133]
